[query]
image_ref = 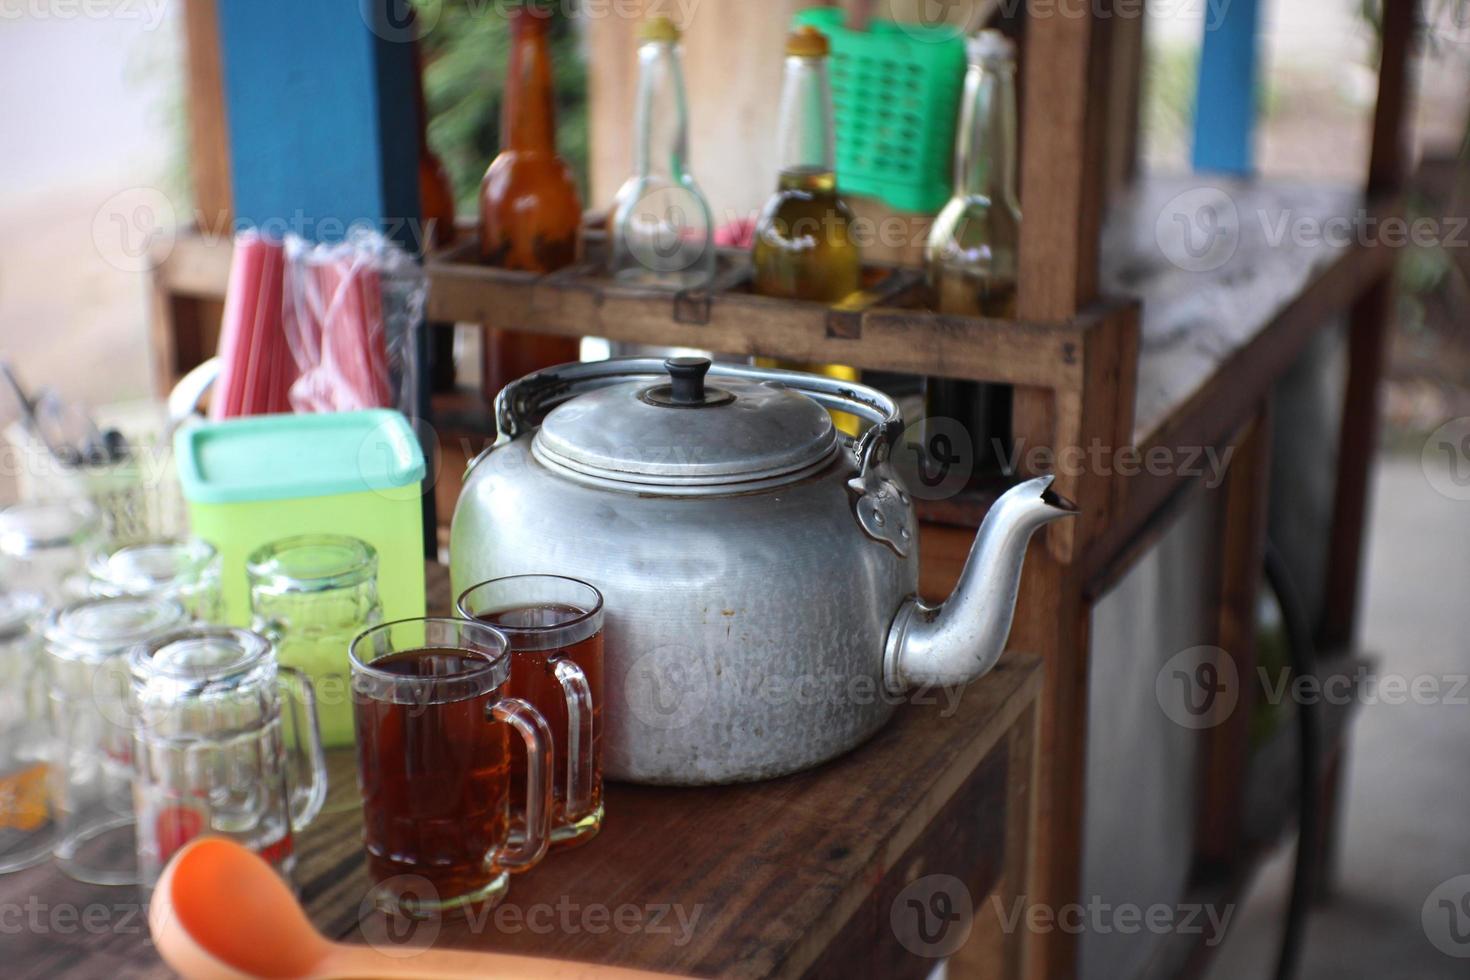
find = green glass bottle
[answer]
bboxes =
[752,26,861,433]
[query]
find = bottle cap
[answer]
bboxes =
[968,29,1016,65]
[641,15,680,43]
[786,25,830,58]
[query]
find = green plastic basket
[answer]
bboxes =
[793,7,967,214]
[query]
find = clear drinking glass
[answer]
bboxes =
[350,618,553,917]
[89,538,223,623]
[455,575,604,849]
[0,591,55,874]
[0,499,101,605]
[44,595,187,884]
[248,534,381,813]
[129,626,327,888]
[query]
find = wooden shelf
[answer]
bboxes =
[425,238,1114,395]
[149,174,1397,571]
[2,564,1045,980]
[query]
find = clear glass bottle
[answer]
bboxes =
[247,535,381,813]
[610,16,715,290]
[751,26,862,433]
[88,538,223,623]
[129,626,327,888]
[0,591,52,874]
[924,30,1021,473]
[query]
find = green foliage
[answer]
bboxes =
[416,0,589,214]
[1140,40,1198,163]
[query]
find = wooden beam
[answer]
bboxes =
[1194,407,1272,867]
[1008,8,1117,978]
[1320,0,1417,651]
[1016,5,1110,320]
[182,0,233,227]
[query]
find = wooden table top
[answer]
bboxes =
[6,564,1041,979]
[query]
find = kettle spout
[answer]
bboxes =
[884,475,1077,692]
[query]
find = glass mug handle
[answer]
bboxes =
[277,666,328,830]
[551,657,595,820]
[487,696,553,871]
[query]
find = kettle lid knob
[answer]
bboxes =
[665,356,711,405]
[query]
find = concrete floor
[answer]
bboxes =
[1207,453,1470,979]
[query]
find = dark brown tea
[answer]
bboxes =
[474,604,605,839]
[354,648,510,900]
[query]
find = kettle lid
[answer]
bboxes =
[533,357,840,492]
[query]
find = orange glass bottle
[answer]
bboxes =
[478,3,582,399]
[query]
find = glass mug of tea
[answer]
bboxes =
[455,575,604,849]
[349,618,554,917]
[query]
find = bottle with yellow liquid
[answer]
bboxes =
[924,30,1020,472]
[752,26,861,434]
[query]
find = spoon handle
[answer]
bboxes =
[318,942,677,979]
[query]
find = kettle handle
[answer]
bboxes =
[491,357,904,474]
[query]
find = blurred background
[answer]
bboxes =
[0,1,1467,977]
[4,0,1466,450]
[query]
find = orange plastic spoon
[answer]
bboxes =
[149,838,678,980]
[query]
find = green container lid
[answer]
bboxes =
[175,410,426,505]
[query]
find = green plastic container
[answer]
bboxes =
[174,410,427,627]
[793,7,967,214]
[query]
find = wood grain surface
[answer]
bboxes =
[4,564,1039,980]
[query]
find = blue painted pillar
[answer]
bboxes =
[215,0,435,551]
[215,0,422,248]
[1191,0,1260,176]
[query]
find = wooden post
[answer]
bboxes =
[1315,0,1417,899]
[1320,0,1416,652]
[182,0,232,229]
[1194,407,1271,866]
[214,0,421,248]
[1009,5,1119,979]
